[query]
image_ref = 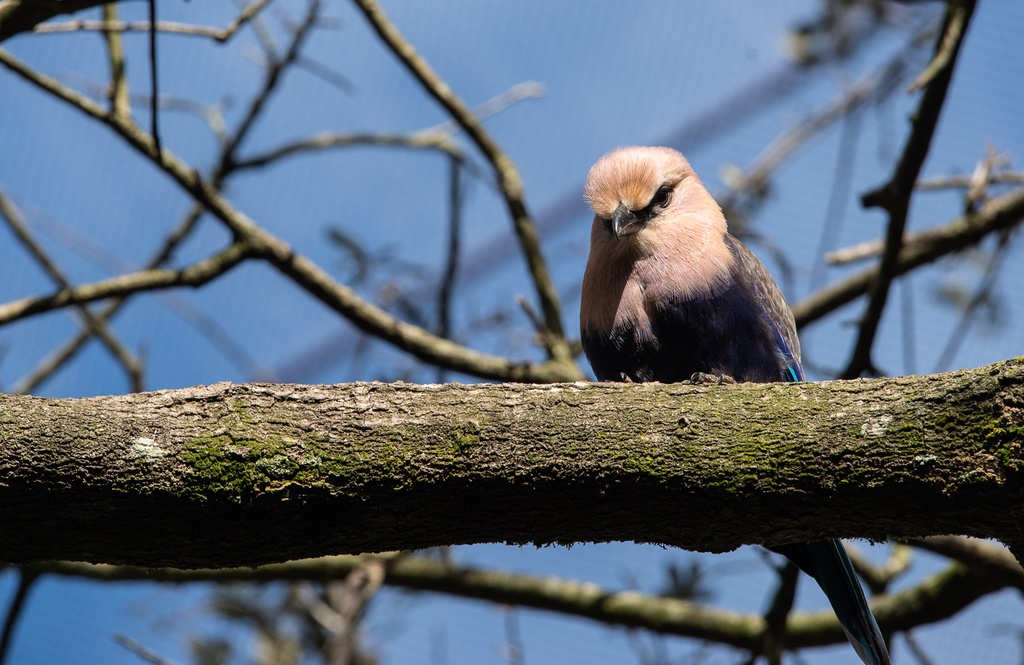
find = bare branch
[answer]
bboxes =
[100,3,129,118]
[719,64,888,216]
[218,0,321,175]
[234,81,541,171]
[0,569,37,665]
[0,243,253,325]
[793,185,1024,330]
[844,0,977,378]
[907,536,1024,591]
[907,0,972,93]
[845,542,913,595]
[113,635,180,665]
[31,0,274,43]
[8,545,1016,654]
[351,0,572,365]
[0,188,144,391]
[10,204,207,393]
[0,45,584,383]
[917,172,1024,191]
[233,131,463,171]
[145,0,160,160]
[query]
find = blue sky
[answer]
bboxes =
[1,1,1023,663]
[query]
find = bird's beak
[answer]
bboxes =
[611,204,642,240]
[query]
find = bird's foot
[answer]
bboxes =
[687,372,737,385]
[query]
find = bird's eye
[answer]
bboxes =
[651,186,672,209]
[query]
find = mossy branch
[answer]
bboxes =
[1,358,1022,568]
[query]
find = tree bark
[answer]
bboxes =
[1,358,1022,568]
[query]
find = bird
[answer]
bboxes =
[579,146,890,665]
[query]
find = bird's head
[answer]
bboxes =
[580,147,736,334]
[583,146,724,247]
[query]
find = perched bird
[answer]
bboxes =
[580,146,890,665]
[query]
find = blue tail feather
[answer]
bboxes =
[772,540,890,665]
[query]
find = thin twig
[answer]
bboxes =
[0,188,144,391]
[11,207,206,394]
[435,154,463,382]
[907,0,971,93]
[0,569,37,665]
[294,54,355,93]
[842,0,977,378]
[234,80,539,171]
[422,81,545,137]
[917,171,1024,191]
[10,0,319,391]
[234,131,462,171]
[514,294,546,337]
[113,635,181,665]
[793,187,1024,329]
[500,607,526,665]
[902,631,937,665]
[0,243,254,325]
[351,0,572,367]
[100,3,129,118]
[900,278,918,375]
[0,46,583,383]
[33,0,275,43]
[932,231,1012,372]
[719,72,883,216]
[146,0,160,161]
[218,0,322,174]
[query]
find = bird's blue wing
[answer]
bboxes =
[724,235,805,383]
[767,317,805,383]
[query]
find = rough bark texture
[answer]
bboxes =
[1,359,1022,568]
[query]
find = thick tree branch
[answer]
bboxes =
[1,359,1021,568]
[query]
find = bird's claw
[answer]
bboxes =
[686,371,737,385]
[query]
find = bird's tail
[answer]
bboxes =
[772,540,890,665]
